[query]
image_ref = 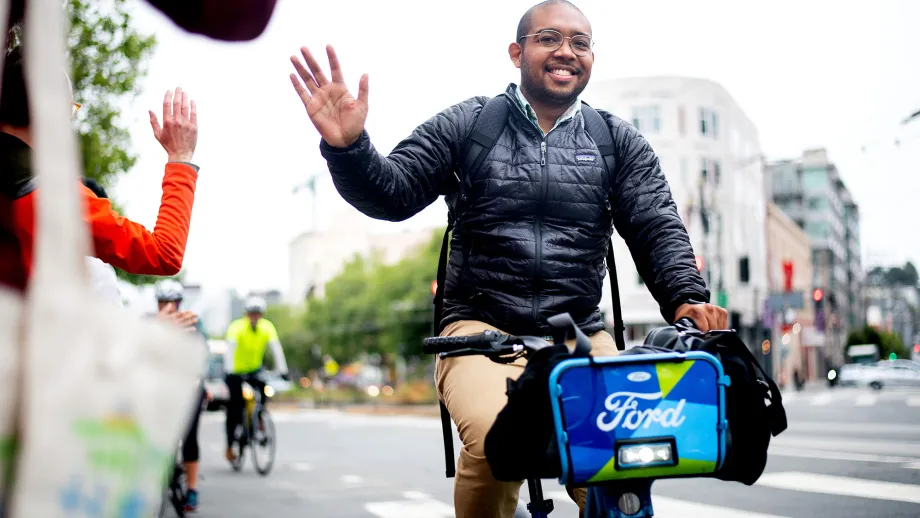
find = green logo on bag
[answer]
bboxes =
[59,406,171,518]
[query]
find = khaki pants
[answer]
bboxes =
[434,320,620,518]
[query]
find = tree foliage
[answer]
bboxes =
[270,228,444,372]
[846,325,907,359]
[867,261,919,288]
[67,0,158,285]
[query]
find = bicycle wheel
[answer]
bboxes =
[251,408,276,476]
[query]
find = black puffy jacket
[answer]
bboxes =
[319,83,709,337]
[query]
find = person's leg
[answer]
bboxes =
[246,373,268,431]
[564,329,619,516]
[435,320,528,518]
[224,374,243,460]
[182,389,204,510]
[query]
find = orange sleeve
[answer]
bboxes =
[13,162,199,277]
[86,162,199,275]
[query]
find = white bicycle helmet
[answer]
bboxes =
[243,295,267,314]
[154,279,184,302]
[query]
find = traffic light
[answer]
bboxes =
[813,288,824,302]
[889,352,898,360]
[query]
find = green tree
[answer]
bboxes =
[66,0,158,284]
[282,228,444,370]
[846,325,907,359]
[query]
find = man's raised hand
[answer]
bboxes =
[290,45,368,148]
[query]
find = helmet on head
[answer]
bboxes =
[154,279,184,303]
[243,296,267,314]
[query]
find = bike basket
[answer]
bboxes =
[548,351,729,486]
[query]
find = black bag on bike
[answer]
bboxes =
[482,344,571,481]
[626,325,788,485]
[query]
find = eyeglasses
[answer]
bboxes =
[71,102,81,117]
[518,29,593,56]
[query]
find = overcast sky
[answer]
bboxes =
[110,0,918,295]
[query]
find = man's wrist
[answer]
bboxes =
[167,152,194,163]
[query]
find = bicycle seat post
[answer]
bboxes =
[525,478,554,517]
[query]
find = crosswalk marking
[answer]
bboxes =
[788,421,920,435]
[768,446,920,465]
[809,393,832,406]
[908,396,920,407]
[756,472,920,504]
[904,462,920,470]
[854,394,876,406]
[652,496,792,518]
[365,497,454,517]
[341,474,364,485]
[545,491,791,517]
[773,435,920,458]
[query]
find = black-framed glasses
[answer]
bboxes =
[518,29,593,56]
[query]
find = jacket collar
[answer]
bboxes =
[501,83,582,137]
[0,132,36,199]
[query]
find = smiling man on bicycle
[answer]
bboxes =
[289,1,726,516]
[223,295,290,463]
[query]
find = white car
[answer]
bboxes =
[839,359,920,390]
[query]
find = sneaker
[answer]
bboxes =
[184,489,199,512]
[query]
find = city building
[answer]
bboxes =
[765,148,862,365]
[865,267,918,350]
[586,77,769,351]
[288,209,438,305]
[764,203,819,384]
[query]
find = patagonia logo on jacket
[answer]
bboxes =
[575,153,596,163]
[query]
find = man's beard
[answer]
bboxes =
[521,57,586,107]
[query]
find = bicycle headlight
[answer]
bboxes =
[242,386,254,400]
[264,385,275,398]
[616,441,676,469]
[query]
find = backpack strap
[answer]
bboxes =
[433,96,510,334]
[580,103,626,352]
[433,95,510,480]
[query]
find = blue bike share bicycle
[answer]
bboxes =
[424,313,731,518]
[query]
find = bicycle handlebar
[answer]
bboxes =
[422,330,506,354]
[422,314,702,360]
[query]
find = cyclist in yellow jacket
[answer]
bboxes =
[223,295,290,462]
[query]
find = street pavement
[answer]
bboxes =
[179,385,920,517]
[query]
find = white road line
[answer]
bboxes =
[365,498,454,517]
[769,446,920,465]
[652,496,792,518]
[810,393,832,406]
[786,421,920,435]
[907,396,920,407]
[772,436,920,457]
[290,462,312,472]
[402,490,431,500]
[756,471,920,504]
[340,474,363,485]
[546,491,790,517]
[854,394,877,406]
[904,462,920,470]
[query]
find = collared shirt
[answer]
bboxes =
[512,84,582,137]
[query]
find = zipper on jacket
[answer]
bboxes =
[533,138,548,323]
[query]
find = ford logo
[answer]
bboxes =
[627,371,652,383]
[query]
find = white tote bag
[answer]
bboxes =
[6,0,206,516]
[0,0,22,513]
[0,289,22,517]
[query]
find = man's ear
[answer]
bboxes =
[508,42,522,68]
